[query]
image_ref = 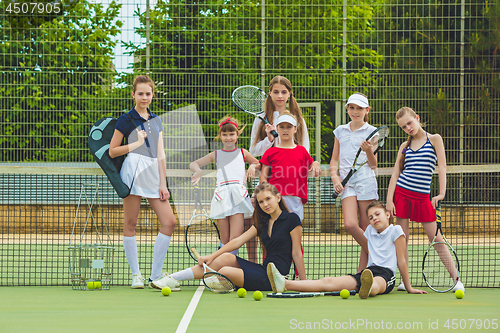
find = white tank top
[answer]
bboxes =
[215,148,246,186]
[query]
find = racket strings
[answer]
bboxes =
[203,272,234,293]
[186,216,220,258]
[424,242,459,291]
[373,127,389,151]
[233,89,266,114]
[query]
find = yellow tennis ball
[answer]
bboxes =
[86,281,95,290]
[340,289,350,299]
[237,288,247,298]
[455,290,464,299]
[161,287,172,296]
[253,290,263,301]
[94,281,102,289]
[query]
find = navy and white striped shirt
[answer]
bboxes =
[397,137,437,194]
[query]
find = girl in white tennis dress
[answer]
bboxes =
[191,117,259,255]
[109,75,178,291]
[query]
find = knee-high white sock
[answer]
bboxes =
[170,268,195,281]
[123,236,140,276]
[150,232,171,280]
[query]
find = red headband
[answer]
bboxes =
[219,119,238,130]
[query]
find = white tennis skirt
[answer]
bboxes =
[210,183,254,220]
[120,153,160,198]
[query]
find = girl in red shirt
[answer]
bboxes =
[259,111,320,221]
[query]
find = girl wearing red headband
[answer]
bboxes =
[191,116,260,255]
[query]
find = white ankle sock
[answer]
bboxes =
[170,268,195,281]
[150,232,171,280]
[123,236,140,276]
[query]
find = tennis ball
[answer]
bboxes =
[455,290,464,299]
[340,289,350,299]
[253,290,263,301]
[86,281,95,290]
[94,281,102,289]
[161,287,172,296]
[237,288,247,298]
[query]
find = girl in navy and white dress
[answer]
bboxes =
[109,75,178,290]
[386,107,463,292]
[166,182,306,290]
[190,116,260,255]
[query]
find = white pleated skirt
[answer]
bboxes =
[210,183,254,219]
[120,153,160,198]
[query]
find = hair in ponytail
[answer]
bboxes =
[253,76,305,146]
[396,107,418,171]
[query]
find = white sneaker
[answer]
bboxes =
[453,281,465,292]
[131,274,145,289]
[151,273,181,291]
[359,269,373,299]
[148,278,154,289]
[397,282,406,291]
[267,262,286,293]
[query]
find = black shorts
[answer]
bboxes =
[350,266,396,294]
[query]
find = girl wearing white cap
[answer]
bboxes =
[330,92,379,273]
[260,111,320,222]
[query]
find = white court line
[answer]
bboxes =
[175,284,205,333]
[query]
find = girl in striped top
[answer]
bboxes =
[386,107,463,292]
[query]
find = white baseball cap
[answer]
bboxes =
[276,114,297,127]
[345,93,369,108]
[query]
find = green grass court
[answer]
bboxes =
[1,286,499,333]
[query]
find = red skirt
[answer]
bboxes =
[394,186,436,223]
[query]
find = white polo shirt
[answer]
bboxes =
[333,122,377,183]
[365,224,405,275]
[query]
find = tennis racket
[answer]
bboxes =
[332,125,389,199]
[267,290,356,298]
[191,248,236,294]
[422,202,461,292]
[185,185,221,261]
[232,85,278,138]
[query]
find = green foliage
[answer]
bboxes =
[124,0,382,163]
[0,0,122,162]
[374,0,500,164]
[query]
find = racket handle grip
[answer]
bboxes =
[271,130,278,138]
[191,248,201,260]
[332,191,340,199]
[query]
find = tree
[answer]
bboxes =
[373,1,500,164]
[0,0,122,162]
[124,0,382,163]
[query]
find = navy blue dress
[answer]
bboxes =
[236,211,302,291]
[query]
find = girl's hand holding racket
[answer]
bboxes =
[265,124,277,142]
[191,170,203,185]
[197,254,213,268]
[431,194,445,209]
[360,139,374,156]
